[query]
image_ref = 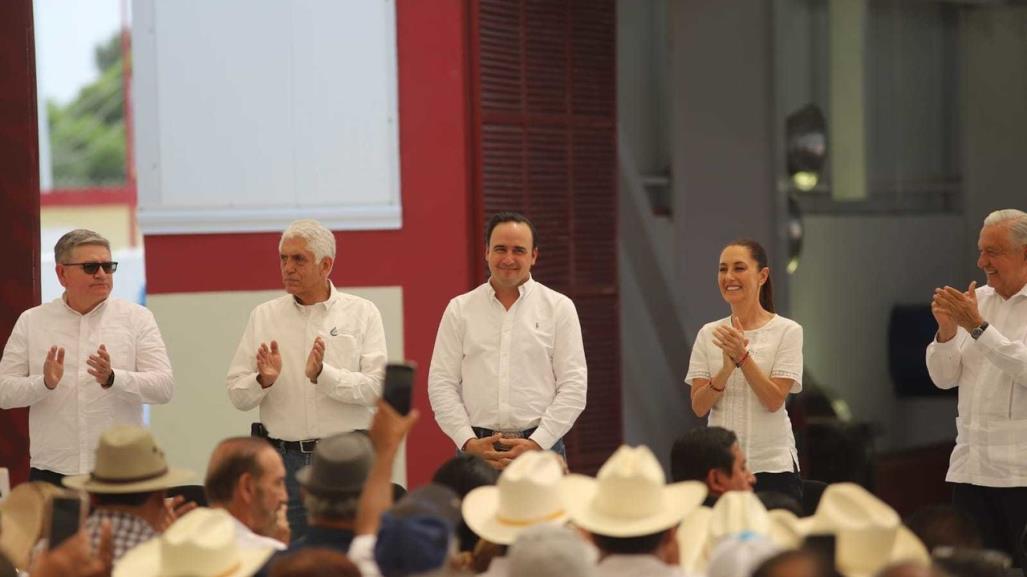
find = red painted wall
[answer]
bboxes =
[144,0,474,486]
[0,0,40,487]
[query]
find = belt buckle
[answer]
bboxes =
[299,439,318,453]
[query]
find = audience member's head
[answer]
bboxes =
[432,454,499,552]
[874,561,944,577]
[931,547,1010,577]
[113,508,274,577]
[374,484,462,577]
[565,445,706,562]
[670,426,754,498]
[296,432,374,525]
[752,549,834,577]
[705,532,780,577]
[267,548,361,577]
[63,425,193,528]
[205,436,288,537]
[462,451,569,546]
[508,525,598,577]
[904,505,982,553]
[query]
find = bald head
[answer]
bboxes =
[205,437,273,505]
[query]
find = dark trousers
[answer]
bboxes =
[754,469,804,505]
[29,467,66,487]
[952,483,1027,568]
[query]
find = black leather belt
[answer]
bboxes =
[268,437,320,453]
[472,426,538,438]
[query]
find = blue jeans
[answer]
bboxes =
[277,447,312,541]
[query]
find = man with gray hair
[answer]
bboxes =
[927,208,1027,568]
[0,229,174,484]
[226,218,387,540]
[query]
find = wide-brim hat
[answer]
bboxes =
[463,451,570,545]
[295,432,373,497]
[563,445,707,538]
[677,491,794,573]
[63,425,193,494]
[113,508,273,577]
[795,483,930,577]
[0,482,74,568]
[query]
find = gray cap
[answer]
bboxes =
[295,432,374,496]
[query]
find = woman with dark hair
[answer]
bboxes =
[685,239,804,502]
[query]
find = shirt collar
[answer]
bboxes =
[291,283,338,310]
[485,275,535,300]
[61,293,110,317]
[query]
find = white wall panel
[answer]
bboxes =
[133,0,401,233]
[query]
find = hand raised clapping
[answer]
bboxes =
[256,340,282,388]
[43,345,65,389]
[305,336,325,383]
[713,316,749,363]
[932,281,982,337]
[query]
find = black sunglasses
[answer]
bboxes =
[63,261,118,274]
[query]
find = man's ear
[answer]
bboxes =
[705,468,723,493]
[238,472,255,502]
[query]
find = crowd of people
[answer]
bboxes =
[1,207,1025,577]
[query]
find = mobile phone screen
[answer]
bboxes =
[48,496,83,550]
[383,362,415,415]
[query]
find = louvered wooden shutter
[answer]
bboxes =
[471,0,619,474]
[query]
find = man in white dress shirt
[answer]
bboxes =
[226,219,387,539]
[0,229,174,485]
[926,208,1027,568]
[428,212,587,469]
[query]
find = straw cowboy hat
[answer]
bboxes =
[677,491,794,573]
[562,445,707,538]
[113,508,274,577]
[462,451,570,545]
[795,483,929,577]
[63,425,193,494]
[0,482,76,569]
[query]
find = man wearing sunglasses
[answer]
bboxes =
[0,229,175,486]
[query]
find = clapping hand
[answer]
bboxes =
[305,337,326,383]
[932,281,982,337]
[713,316,749,363]
[87,345,113,386]
[256,340,282,388]
[43,345,65,389]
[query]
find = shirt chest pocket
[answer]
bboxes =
[101,329,136,371]
[325,333,360,370]
[522,319,556,360]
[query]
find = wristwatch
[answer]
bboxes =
[970,321,989,340]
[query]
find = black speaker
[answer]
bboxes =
[888,304,956,398]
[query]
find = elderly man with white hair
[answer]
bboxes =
[927,208,1027,568]
[227,219,387,540]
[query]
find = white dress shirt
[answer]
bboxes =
[926,283,1027,487]
[226,284,387,441]
[428,277,587,451]
[685,315,803,474]
[231,516,287,551]
[0,297,174,475]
